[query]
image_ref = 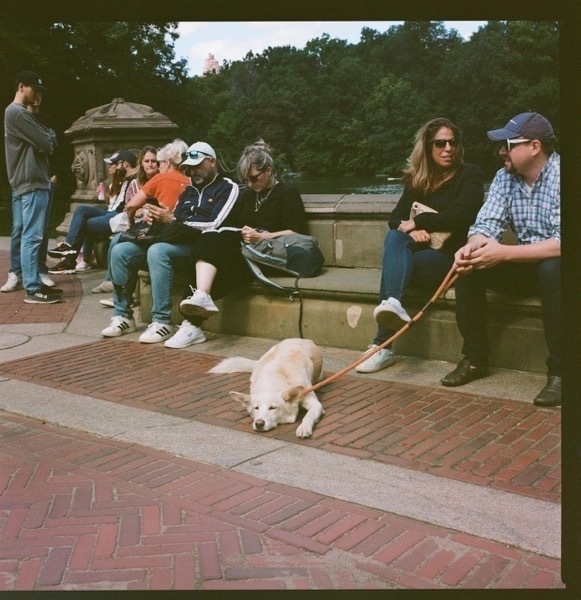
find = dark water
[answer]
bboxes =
[289,175,490,195]
[0,176,488,236]
[287,175,404,195]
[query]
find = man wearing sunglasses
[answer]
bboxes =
[102,141,239,344]
[442,113,561,407]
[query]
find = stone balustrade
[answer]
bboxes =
[137,193,546,373]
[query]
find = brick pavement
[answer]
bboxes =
[0,414,563,590]
[0,339,561,504]
[0,249,565,589]
[0,270,81,325]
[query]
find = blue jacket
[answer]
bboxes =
[174,173,240,230]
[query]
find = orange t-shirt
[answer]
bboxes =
[141,171,190,211]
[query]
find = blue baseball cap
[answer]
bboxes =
[487,112,555,142]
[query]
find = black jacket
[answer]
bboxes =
[388,163,484,255]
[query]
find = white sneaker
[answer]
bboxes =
[355,345,396,373]
[373,297,411,329]
[40,274,55,287]
[139,322,175,344]
[1,272,22,292]
[164,320,206,348]
[179,288,219,319]
[76,260,94,272]
[101,315,136,337]
[92,280,114,293]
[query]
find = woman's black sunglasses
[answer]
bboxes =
[432,138,459,149]
[245,170,267,184]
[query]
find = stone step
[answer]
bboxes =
[137,268,546,374]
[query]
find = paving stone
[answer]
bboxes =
[0,248,566,590]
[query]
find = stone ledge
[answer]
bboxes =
[243,266,542,309]
[137,265,545,373]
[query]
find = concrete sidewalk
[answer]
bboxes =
[0,239,563,590]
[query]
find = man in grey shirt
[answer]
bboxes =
[4,71,62,303]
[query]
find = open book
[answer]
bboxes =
[202,226,243,233]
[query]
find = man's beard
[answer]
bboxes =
[504,162,517,174]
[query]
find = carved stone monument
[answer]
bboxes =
[64,98,179,203]
[54,98,179,265]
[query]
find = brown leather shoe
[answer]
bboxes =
[441,358,488,387]
[533,376,561,407]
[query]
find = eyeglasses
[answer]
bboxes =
[181,150,213,161]
[245,170,266,184]
[501,138,531,151]
[432,138,458,149]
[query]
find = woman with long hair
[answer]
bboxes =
[132,145,159,189]
[89,146,159,272]
[356,117,485,373]
[48,147,160,275]
[124,139,190,221]
[97,140,190,304]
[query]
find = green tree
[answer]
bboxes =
[0,21,188,202]
[0,20,559,186]
[439,21,559,176]
[345,76,433,176]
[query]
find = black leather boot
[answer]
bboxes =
[533,376,561,407]
[441,358,488,387]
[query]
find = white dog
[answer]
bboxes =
[208,338,325,438]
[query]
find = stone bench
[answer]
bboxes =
[136,194,547,374]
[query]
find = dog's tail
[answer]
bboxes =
[208,356,257,374]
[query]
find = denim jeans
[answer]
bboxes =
[109,241,195,323]
[374,229,453,346]
[102,231,124,284]
[10,186,53,277]
[66,205,115,258]
[9,189,50,293]
[455,258,561,376]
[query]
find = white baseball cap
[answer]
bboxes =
[180,141,216,167]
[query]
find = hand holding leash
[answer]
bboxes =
[301,265,459,396]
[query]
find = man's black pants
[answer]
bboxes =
[454,257,560,376]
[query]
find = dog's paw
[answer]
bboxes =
[295,421,313,438]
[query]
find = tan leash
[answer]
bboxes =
[302,265,459,396]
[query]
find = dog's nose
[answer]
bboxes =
[254,419,265,430]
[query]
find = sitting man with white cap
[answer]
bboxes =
[442,112,560,407]
[101,141,240,345]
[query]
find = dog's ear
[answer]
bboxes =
[282,386,304,405]
[229,391,251,408]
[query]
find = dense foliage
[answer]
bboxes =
[1,20,559,190]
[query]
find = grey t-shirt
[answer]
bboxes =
[4,102,57,195]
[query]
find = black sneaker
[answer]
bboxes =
[48,242,77,258]
[24,285,63,304]
[49,258,77,274]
